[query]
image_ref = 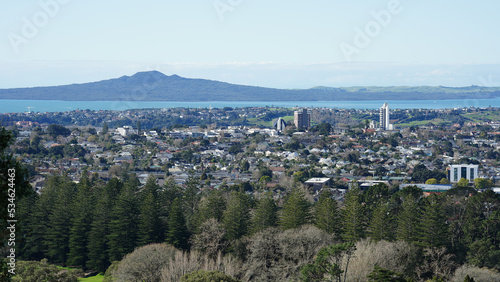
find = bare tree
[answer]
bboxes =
[190,218,229,258]
[415,247,457,281]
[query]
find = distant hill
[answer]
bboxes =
[1,71,499,101]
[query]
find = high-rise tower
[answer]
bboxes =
[294,108,311,129]
[379,103,390,130]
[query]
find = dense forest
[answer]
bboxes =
[7,170,500,281]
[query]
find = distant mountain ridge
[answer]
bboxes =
[1,71,499,101]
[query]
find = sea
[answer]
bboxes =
[1,98,500,113]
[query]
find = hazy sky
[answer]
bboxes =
[1,0,500,89]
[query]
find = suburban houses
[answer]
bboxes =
[6,106,500,199]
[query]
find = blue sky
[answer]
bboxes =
[1,0,500,89]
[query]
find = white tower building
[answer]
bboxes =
[379,103,390,130]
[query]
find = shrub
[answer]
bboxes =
[12,259,83,282]
[279,225,336,265]
[345,240,420,281]
[241,227,282,280]
[450,264,500,282]
[112,243,176,282]
[103,261,120,282]
[241,225,335,281]
[161,250,240,282]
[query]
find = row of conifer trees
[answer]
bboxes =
[15,172,500,273]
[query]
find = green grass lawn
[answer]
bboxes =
[79,274,104,282]
[55,265,104,282]
[463,112,500,123]
[247,114,294,127]
[397,118,448,127]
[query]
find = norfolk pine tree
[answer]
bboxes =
[45,175,76,264]
[419,194,448,247]
[341,186,366,242]
[0,127,33,268]
[137,176,163,246]
[137,190,163,246]
[194,191,226,230]
[87,179,122,272]
[184,172,201,216]
[223,191,251,240]
[159,177,183,227]
[183,172,201,232]
[463,190,500,269]
[142,175,160,199]
[15,189,38,259]
[86,193,111,272]
[251,195,278,234]
[26,175,60,261]
[368,202,395,241]
[166,197,190,250]
[67,172,94,268]
[103,177,123,205]
[280,187,311,230]
[107,177,139,262]
[396,195,421,243]
[314,190,340,235]
[18,190,45,260]
[361,183,390,219]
